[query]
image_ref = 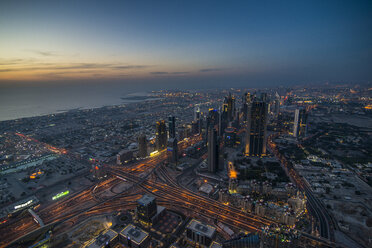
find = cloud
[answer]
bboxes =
[171,71,190,74]
[112,65,149,70]
[150,71,169,75]
[24,49,58,57]
[199,68,223,72]
[150,71,190,75]
[0,62,150,72]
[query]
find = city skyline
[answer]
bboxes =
[0,1,371,247]
[1,0,371,86]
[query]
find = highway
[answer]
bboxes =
[1,133,334,248]
[0,135,201,247]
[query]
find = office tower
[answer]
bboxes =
[274,92,280,117]
[242,92,252,122]
[207,127,219,173]
[207,108,219,128]
[168,116,176,139]
[225,93,235,122]
[138,134,147,158]
[167,137,178,164]
[245,100,268,156]
[261,92,268,102]
[293,108,308,138]
[206,108,219,141]
[194,105,201,121]
[224,127,236,147]
[137,194,157,224]
[219,105,228,136]
[155,120,167,150]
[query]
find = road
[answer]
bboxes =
[267,133,334,241]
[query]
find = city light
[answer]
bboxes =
[52,190,70,200]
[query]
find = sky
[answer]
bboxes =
[0,0,371,87]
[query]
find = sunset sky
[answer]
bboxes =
[1,0,371,85]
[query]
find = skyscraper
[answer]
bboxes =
[245,99,268,156]
[168,116,176,139]
[206,108,219,142]
[156,120,167,150]
[274,92,280,117]
[207,127,219,173]
[225,92,235,122]
[167,137,178,164]
[137,194,157,224]
[293,108,308,138]
[242,92,252,122]
[138,134,147,158]
[219,104,228,136]
[167,116,178,164]
[194,105,201,121]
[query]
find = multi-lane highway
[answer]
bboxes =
[1,133,335,247]
[0,135,201,247]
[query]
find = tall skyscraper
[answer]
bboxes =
[274,92,280,118]
[167,116,178,164]
[242,92,252,122]
[194,105,201,121]
[245,100,268,156]
[293,108,308,138]
[206,108,219,141]
[168,116,176,139]
[167,137,178,164]
[138,134,147,158]
[225,93,235,122]
[219,104,228,136]
[207,127,219,173]
[156,120,167,150]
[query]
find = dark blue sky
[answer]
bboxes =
[0,0,371,87]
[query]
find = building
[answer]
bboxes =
[136,194,166,226]
[207,108,219,133]
[83,229,118,248]
[222,234,260,248]
[210,241,223,248]
[274,92,280,117]
[194,105,201,121]
[117,149,134,165]
[293,108,308,138]
[167,137,178,164]
[245,98,268,157]
[168,116,176,139]
[242,92,252,122]
[207,127,219,173]
[92,163,106,179]
[224,127,236,147]
[120,224,150,248]
[138,134,147,158]
[185,219,216,247]
[225,93,235,122]
[136,194,157,224]
[156,120,167,150]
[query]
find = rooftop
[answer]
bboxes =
[187,219,216,238]
[120,224,149,245]
[137,194,155,206]
[83,229,118,248]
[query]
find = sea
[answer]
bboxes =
[0,83,157,122]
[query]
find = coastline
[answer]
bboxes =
[0,91,159,122]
